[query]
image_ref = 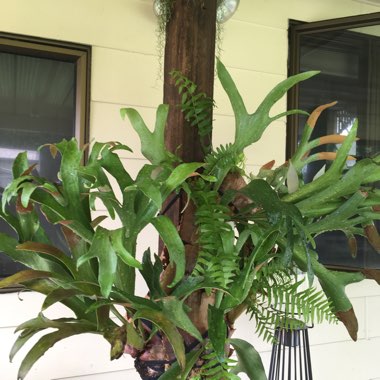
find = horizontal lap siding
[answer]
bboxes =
[1,0,380,378]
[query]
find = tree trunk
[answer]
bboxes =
[133,1,217,379]
[162,0,217,226]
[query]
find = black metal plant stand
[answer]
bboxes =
[268,324,313,380]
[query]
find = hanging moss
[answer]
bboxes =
[154,0,225,77]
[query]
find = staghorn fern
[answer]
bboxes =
[1,58,380,380]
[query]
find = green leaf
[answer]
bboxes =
[16,242,76,277]
[171,276,206,299]
[11,314,83,362]
[12,152,30,178]
[139,249,165,298]
[208,305,227,361]
[77,227,117,297]
[98,142,134,190]
[217,59,247,123]
[134,176,163,210]
[121,105,171,165]
[241,179,303,228]
[230,339,267,380]
[0,233,67,276]
[55,139,91,228]
[151,216,185,288]
[110,229,142,269]
[126,323,145,350]
[0,270,56,289]
[111,290,161,311]
[217,58,318,152]
[42,288,84,311]
[15,314,78,333]
[19,279,91,321]
[109,229,140,294]
[17,322,95,380]
[10,328,43,363]
[0,207,21,236]
[221,228,279,310]
[161,162,204,199]
[19,182,37,208]
[285,120,359,204]
[57,220,94,243]
[290,241,364,340]
[134,308,186,369]
[161,297,203,342]
[2,175,34,213]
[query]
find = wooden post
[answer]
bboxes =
[163,0,217,162]
[135,4,220,377]
[162,0,217,230]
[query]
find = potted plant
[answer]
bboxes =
[1,59,379,380]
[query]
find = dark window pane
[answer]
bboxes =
[0,52,76,187]
[289,19,380,269]
[0,43,86,280]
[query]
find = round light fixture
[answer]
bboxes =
[216,0,240,23]
[153,0,162,17]
[153,0,240,23]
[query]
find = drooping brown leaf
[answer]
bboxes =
[335,308,358,341]
[364,223,380,253]
[21,163,38,176]
[316,152,356,161]
[16,194,33,213]
[307,101,338,130]
[318,134,359,146]
[348,236,358,258]
[260,160,275,170]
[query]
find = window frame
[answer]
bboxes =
[287,12,380,271]
[287,12,380,159]
[0,32,91,148]
[0,33,91,290]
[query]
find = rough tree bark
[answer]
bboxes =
[162,0,217,224]
[162,0,218,345]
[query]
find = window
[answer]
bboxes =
[288,13,380,269]
[0,33,91,283]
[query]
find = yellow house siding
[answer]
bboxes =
[0,0,380,379]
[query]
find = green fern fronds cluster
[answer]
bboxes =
[191,184,239,289]
[192,342,239,380]
[171,70,244,188]
[170,70,214,153]
[204,144,244,189]
[247,262,337,343]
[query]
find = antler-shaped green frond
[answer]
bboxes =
[121,104,176,165]
[217,58,317,152]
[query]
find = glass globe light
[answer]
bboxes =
[216,0,240,23]
[153,0,163,17]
